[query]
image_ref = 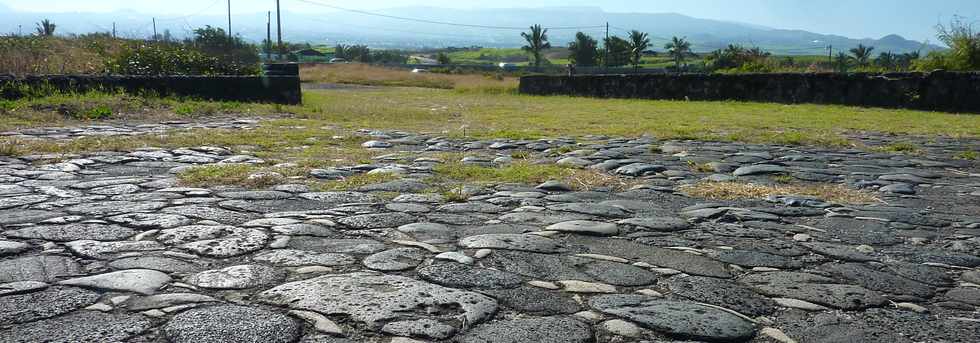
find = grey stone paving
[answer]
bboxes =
[0,122,979,342]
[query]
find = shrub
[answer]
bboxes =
[915,16,980,71]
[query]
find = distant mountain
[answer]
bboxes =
[0,6,942,55]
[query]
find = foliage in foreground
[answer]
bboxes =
[1,26,260,76]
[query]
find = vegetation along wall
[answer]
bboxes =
[519,72,980,113]
[0,74,302,105]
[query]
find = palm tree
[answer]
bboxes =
[835,52,852,72]
[568,32,599,67]
[627,30,650,70]
[521,25,551,67]
[849,44,875,65]
[665,36,692,71]
[35,19,56,36]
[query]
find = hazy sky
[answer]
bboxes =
[3,0,978,41]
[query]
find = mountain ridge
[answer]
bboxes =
[0,6,942,54]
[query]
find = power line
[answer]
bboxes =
[292,0,603,31]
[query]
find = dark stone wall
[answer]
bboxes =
[0,74,302,105]
[519,72,980,113]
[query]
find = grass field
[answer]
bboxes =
[292,87,980,146]
[3,85,979,149]
[300,64,518,92]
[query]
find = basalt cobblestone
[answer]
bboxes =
[0,122,978,342]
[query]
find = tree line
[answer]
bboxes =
[521,17,980,73]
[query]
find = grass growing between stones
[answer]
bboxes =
[312,173,402,191]
[431,161,639,191]
[0,91,273,131]
[870,142,921,154]
[956,150,979,160]
[177,164,283,189]
[680,181,880,204]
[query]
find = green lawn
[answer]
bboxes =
[292,87,980,146]
[3,87,978,151]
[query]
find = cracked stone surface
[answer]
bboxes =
[0,123,978,342]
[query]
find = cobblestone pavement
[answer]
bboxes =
[1,122,979,343]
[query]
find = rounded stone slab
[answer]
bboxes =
[733,164,786,176]
[0,240,30,256]
[107,213,193,229]
[363,248,428,271]
[589,295,757,342]
[58,269,171,295]
[336,212,417,230]
[666,275,777,316]
[286,237,387,254]
[1,310,152,343]
[458,316,594,343]
[4,223,138,242]
[0,255,82,282]
[547,202,633,218]
[187,264,285,290]
[64,240,164,260]
[617,217,691,232]
[545,220,620,236]
[0,286,100,324]
[298,191,379,204]
[164,305,302,343]
[107,255,205,273]
[157,225,269,258]
[257,272,498,339]
[418,262,525,289]
[65,200,167,216]
[0,194,50,210]
[124,293,219,311]
[253,249,357,267]
[458,234,565,253]
[162,205,258,225]
[740,271,887,310]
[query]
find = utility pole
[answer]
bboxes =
[828,45,833,67]
[276,0,284,61]
[112,22,116,38]
[18,25,22,36]
[152,18,157,41]
[604,22,609,72]
[266,11,272,58]
[227,0,233,44]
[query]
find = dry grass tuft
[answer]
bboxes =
[0,139,23,157]
[680,181,879,204]
[177,164,283,189]
[300,64,517,92]
[313,172,401,191]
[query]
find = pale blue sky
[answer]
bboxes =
[2,0,978,41]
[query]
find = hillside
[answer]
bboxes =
[0,6,942,54]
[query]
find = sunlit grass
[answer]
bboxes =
[680,181,880,204]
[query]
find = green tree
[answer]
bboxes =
[436,52,452,65]
[35,19,56,36]
[664,36,692,70]
[603,36,631,67]
[876,51,897,69]
[521,24,551,67]
[568,32,599,67]
[916,16,980,71]
[849,44,875,65]
[627,30,650,70]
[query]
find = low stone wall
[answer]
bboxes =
[519,72,980,113]
[0,74,302,105]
